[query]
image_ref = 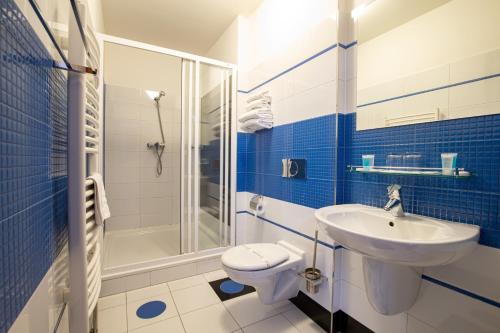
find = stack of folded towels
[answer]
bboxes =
[239,91,273,132]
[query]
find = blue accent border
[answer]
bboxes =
[422,275,500,308]
[236,211,499,309]
[239,42,342,94]
[339,41,358,49]
[358,72,500,108]
[236,210,340,250]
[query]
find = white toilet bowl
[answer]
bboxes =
[221,241,305,304]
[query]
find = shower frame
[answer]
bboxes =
[98,33,237,277]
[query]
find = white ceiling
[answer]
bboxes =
[101,0,262,55]
[357,0,452,43]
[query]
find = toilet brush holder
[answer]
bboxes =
[299,268,325,294]
[299,229,325,294]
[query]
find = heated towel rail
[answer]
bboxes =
[67,2,102,332]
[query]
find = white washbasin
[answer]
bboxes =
[315,204,479,266]
[315,204,480,315]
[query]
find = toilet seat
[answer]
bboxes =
[222,243,289,271]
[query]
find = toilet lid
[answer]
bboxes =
[222,243,290,271]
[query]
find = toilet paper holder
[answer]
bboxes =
[249,195,264,216]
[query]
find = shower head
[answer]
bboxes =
[154,91,166,102]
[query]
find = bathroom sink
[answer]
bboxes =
[315,204,480,315]
[315,204,479,266]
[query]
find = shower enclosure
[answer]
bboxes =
[100,35,236,276]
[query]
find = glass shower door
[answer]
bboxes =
[181,60,233,253]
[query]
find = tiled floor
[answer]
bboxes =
[98,270,325,333]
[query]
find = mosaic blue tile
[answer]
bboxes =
[237,114,337,209]
[341,112,500,248]
[0,0,68,331]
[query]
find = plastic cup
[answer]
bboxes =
[362,154,375,170]
[441,153,457,175]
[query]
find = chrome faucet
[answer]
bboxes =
[383,184,405,217]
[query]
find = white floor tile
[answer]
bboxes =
[127,283,170,303]
[98,293,126,310]
[168,275,206,291]
[181,303,240,333]
[171,283,220,314]
[272,300,295,314]
[127,292,178,331]
[223,293,280,327]
[282,306,324,333]
[128,316,185,333]
[204,269,228,282]
[98,305,127,333]
[243,315,300,333]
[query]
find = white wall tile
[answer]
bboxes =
[449,76,500,109]
[340,280,408,333]
[407,315,438,333]
[100,277,127,297]
[150,263,198,285]
[106,182,140,200]
[108,198,140,217]
[105,215,141,231]
[125,272,151,291]
[408,280,500,333]
[424,245,500,304]
[450,48,500,83]
[196,258,222,274]
[105,166,140,184]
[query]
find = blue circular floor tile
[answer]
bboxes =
[220,280,244,294]
[136,301,166,319]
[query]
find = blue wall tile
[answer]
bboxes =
[0,1,68,331]
[237,114,337,209]
[341,113,500,248]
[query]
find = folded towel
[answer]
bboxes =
[247,91,271,103]
[246,99,271,111]
[87,173,110,225]
[238,109,273,123]
[240,119,273,133]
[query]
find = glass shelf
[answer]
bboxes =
[346,165,472,178]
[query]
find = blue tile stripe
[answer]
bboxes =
[238,43,338,94]
[422,275,500,308]
[357,72,500,108]
[339,41,358,49]
[236,210,337,250]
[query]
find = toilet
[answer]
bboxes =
[221,241,305,304]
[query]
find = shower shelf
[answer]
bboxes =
[346,165,472,178]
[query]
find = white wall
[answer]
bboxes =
[234,0,340,313]
[236,0,339,126]
[356,0,500,129]
[205,16,240,64]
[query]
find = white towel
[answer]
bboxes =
[238,109,273,123]
[247,91,271,103]
[240,119,273,133]
[87,173,111,225]
[246,99,271,111]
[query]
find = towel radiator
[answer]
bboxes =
[67,2,102,332]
